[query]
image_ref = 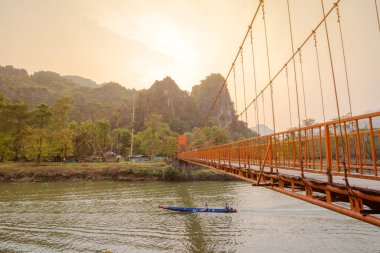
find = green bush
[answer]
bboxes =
[134,168,148,177]
[152,168,163,178]
[162,166,188,181]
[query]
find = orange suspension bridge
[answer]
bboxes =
[178,0,380,227]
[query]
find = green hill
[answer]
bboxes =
[64,75,99,88]
[0,65,238,133]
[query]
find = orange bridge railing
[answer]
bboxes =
[179,112,380,226]
[180,112,380,181]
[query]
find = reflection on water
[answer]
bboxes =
[0,181,379,253]
[176,185,209,253]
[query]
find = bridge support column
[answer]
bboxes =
[279,179,285,189]
[324,125,333,184]
[325,190,332,203]
[305,185,313,198]
[349,196,363,213]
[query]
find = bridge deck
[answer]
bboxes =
[179,113,380,226]
[215,160,380,191]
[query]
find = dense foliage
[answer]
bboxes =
[0,65,254,163]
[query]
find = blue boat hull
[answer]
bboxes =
[158,205,237,213]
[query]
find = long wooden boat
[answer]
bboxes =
[158,205,237,213]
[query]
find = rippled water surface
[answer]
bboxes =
[0,181,379,253]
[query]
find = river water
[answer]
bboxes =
[0,181,379,253]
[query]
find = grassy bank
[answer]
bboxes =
[0,161,235,183]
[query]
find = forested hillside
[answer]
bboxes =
[0,65,253,162]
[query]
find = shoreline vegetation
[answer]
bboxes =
[0,161,236,183]
[0,67,256,169]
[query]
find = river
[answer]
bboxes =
[0,181,379,253]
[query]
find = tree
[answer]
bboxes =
[23,127,49,164]
[0,95,30,160]
[72,120,96,160]
[112,128,131,157]
[2,102,29,161]
[0,92,6,104]
[96,119,111,158]
[0,133,14,162]
[112,103,127,129]
[30,103,52,128]
[51,96,72,128]
[186,124,230,149]
[135,113,175,158]
[186,127,206,149]
[302,118,316,127]
[171,117,190,134]
[203,125,230,146]
[162,135,177,157]
[45,98,75,161]
[227,115,256,140]
[50,128,74,161]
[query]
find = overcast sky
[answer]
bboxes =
[0,0,379,130]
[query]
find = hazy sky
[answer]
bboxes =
[0,0,379,130]
[0,0,257,90]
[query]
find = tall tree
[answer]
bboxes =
[51,96,72,128]
[95,119,111,159]
[135,113,175,158]
[22,127,49,164]
[30,103,52,128]
[50,128,74,161]
[0,133,14,162]
[72,120,96,160]
[2,102,29,160]
[112,128,131,157]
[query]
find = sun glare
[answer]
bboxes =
[151,30,193,61]
[98,12,196,63]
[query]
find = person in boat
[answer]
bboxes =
[225,203,229,210]
[200,203,208,212]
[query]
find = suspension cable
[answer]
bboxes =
[233,64,238,114]
[321,0,347,185]
[321,0,341,122]
[237,1,340,122]
[375,0,380,31]
[285,65,293,129]
[233,64,239,140]
[286,0,301,129]
[224,84,230,140]
[298,48,308,123]
[216,95,220,145]
[218,91,222,128]
[250,27,260,136]
[335,3,353,117]
[286,0,303,178]
[240,49,249,138]
[262,1,276,134]
[200,1,263,128]
[262,93,266,135]
[313,31,326,122]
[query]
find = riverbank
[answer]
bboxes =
[0,161,235,183]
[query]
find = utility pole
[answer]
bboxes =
[130,94,135,159]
